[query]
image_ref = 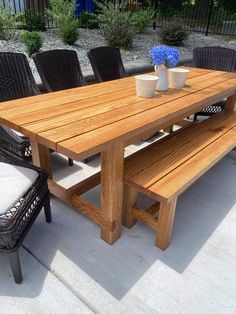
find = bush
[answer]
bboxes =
[47,0,79,45]
[20,10,46,31]
[96,0,134,49]
[59,19,79,45]
[131,8,155,33]
[0,7,16,40]
[78,11,99,29]
[159,21,188,46]
[20,31,43,56]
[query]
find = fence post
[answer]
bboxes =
[153,0,158,30]
[206,0,214,36]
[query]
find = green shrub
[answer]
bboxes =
[47,0,79,45]
[131,8,155,33]
[96,0,134,49]
[59,19,79,45]
[20,31,43,56]
[159,21,188,46]
[78,11,99,29]
[0,7,16,40]
[20,10,46,31]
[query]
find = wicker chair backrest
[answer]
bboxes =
[193,47,236,72]
[87,46,127,82]
[32,49,86,92]
[0,52,39,102]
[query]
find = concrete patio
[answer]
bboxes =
[1,134,236,314]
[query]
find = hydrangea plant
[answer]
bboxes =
[149,45,179,67]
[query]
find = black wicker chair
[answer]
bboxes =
[87,46,127,82]
[0,149,51,284]
[0,52,39,161]
[32,49,86,92]
[32,49,87,166]
[0,52,73,166]
[193,47,236,120]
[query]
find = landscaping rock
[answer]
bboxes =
[0,28,235,78]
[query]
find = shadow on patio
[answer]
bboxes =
[0,151,234,303]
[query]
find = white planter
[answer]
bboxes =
[169,68,190,89]
[155,65,168,91]
[135,75,159,98]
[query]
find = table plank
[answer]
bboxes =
[0,68,221,126]
[33,72,235,145]
[0,66,205,113]
[3,88,136,129]
[56,78,236,161]
[0,76,137,111]
[3,71,232,142]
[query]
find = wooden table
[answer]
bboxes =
[0,67,235,245]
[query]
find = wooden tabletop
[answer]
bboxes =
[0,67,236,161]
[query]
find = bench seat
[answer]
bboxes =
[123,111,236,250]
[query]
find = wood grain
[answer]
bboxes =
[149,126,236,200]
[100,143,125,244]
[225,93,236,111]
[156,198,177,250]
[122,185,137,228]
[57,78,236,161]
[30,139,52,179]
[127,112,236,188]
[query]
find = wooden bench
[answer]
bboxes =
[122,111,236,250]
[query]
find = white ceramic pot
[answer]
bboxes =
[169,68,190,89]
[135,75,159,98]
[155,65,168,91]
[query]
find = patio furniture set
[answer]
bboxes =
[0,46,236,283]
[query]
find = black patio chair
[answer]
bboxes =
[32,49,86,92]
[0,52,39,161]
[0,148,51,283]
[32,49,87,165]
[87,46,127,82]
[0,52,73,166]
[193,47,236,120]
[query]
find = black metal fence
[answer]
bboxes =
[0,0,236,36]
[152,0,236,36]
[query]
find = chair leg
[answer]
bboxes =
[193,113,198,121]
[8,250,23,284]
[156,197,177,250]
[68,158,74,166]
[122,185,137,228]
[44,194,52,223]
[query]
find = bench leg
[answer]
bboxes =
[122,185,137,228]
[8,250,23,284]
[156,197,177,250]
[163,125,174,134]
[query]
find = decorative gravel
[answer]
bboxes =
[0,27,236,77]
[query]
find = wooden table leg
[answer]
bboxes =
[30,140,52,179]
[100,143,125,244]
[225,93,236,112]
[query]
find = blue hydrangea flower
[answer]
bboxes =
[149,45,179,67]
